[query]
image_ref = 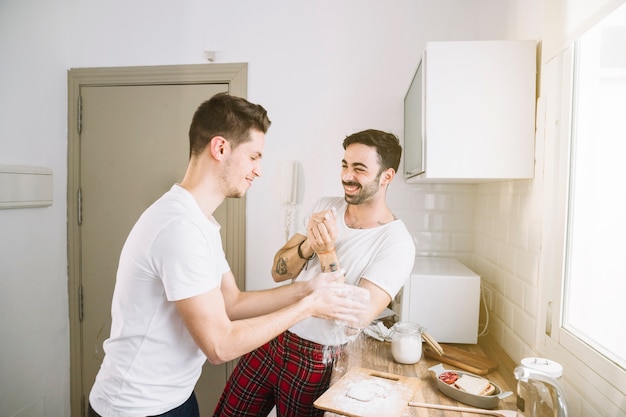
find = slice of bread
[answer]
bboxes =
[453,375,494,396]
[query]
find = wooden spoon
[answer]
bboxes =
[408,401,519,417]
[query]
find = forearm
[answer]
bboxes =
[221,282,369,362]
[225,280,310,320]
[317,248,340,272]
[181,292,317,364]
[183,272,363,364]
[220,300,318,362]
[271,236,313,282]
[273,207,341,280]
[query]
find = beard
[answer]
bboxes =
[220,163,246,199]
[225,187,244,199]
[343,179,379,205]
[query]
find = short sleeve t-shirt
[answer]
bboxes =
[289,197,416,346]
[89,185,230,417]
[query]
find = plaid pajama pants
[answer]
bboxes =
[213,331,344,417]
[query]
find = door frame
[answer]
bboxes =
[67,63,248,416]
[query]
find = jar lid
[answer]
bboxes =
[521,357,563,378]
[391,321,425,334]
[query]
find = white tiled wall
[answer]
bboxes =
[390,182,476,265]
[391,179,542,363]
[471,179,542,363]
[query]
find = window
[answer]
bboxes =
[540,3,626,412]
[564,4,626,370]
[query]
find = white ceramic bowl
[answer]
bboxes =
[428,364,512,409]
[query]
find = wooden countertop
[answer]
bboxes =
[322,333,518,416]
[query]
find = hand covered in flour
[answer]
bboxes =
[305,272,370,323]
[333,285,372,336]
[305,268,346,293]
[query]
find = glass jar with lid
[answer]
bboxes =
[390,322,424,364]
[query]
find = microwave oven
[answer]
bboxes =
[396,257,481,344]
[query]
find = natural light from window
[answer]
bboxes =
[564,3,626,370]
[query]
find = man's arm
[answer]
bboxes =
[221,269,335,320]
[357,278,393,328]
[272,208,340,282]
[271,234,310,282]
[176,269,368,364]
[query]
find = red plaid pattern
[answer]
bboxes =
[213,331,343,417]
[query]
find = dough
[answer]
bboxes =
[345,381,385,402]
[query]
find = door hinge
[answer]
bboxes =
[77,188,82,225]
[79,284,84,322]
[77,94,83,134]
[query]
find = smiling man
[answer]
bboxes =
[87,93,370,417]
[214,129,416,417]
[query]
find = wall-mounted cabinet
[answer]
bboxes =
[404,40,537,182]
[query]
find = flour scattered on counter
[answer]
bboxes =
[345,380,387,402]
[313,367,420,417]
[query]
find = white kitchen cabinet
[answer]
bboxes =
[405,40,537,182]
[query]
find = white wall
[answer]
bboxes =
[1,1,72,416]
[0,1,541,416]
[471,1,626,415]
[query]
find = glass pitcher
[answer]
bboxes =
[514,357,569,417]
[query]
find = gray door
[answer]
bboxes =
[69,68,246,417]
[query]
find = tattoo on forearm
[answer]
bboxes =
[321,263,338,273]
[275,257,289,275]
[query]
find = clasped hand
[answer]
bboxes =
[306,270,370,326]
[307,207,338,253]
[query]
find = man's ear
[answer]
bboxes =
[209,136,228,160]
[381,168,395,186]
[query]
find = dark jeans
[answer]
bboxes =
[88,391,199,417]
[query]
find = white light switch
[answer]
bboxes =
[0,165,53,209]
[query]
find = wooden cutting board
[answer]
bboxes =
[424,344,498,375]
[314,367,420,417]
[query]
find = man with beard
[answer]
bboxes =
[87,94,370,417]
[214,129,416,417]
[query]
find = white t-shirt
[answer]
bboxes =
[89,184,230,417]
[289,197,416,346]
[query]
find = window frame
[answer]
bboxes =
[537,41,626,412]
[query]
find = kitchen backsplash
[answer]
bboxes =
[389,182,476,264]
[389,179,541,362]
[472,179,542,362]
